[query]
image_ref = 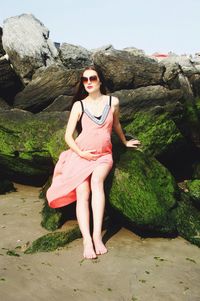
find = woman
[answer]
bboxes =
[46,66,140,259]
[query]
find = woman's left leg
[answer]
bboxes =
[90,163,112,255]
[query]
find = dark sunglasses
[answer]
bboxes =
[81,75,98,84]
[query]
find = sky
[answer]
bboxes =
[0,0,199,56]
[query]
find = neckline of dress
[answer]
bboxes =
[84,104,110,125]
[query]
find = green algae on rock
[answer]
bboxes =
[0,110,68,185]
[109,149,179,233]
[124,111,184,157]
[186,179,200,206]
[24,226,81,254]
[41,200,63,231]
[172,193,200,247]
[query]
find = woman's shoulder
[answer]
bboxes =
[71,101,83,115]
[110,95,119,106]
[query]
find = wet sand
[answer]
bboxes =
[0,183,200,301]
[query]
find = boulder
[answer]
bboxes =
[0,97,12,110]
[186,179,200,207]
[59,43,92,69]
[2,14,59,84]
[162,55,198,77]
[0,54,23,103]
[108,149,178,234]
[112,85,183,122]
[123,46,146,57]
[13,65,81,112]
[42,95,73,112]
[0,109,70,185]
[93,48,164,91]
[123,110,185,158]
[90,44,114,53]
[172,193,200,247]
[0,27,6,57]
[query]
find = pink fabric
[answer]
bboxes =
[46,105,113,208]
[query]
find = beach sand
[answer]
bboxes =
[0,183,200,301]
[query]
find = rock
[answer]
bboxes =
[0,97,12,110]
[2,13,59,84]
[0,54,23,103]
[42,95,73,112]
[13,64,81,112]
[0,27,6,57]
[59,43,92,69]
[90,44,114,53]
[123,110,185,158]
[162,55,198,77]
[93,48,164,91]
[172,193,200,247]
[112,85,183,122]
[0,178,16,194]
[123,46,146,56]
[192,162,200,179]
[108,149,178,234]
[189,74,200,97]
[186,179,200,207]
[24,226,81,253]
[0,109,70,185]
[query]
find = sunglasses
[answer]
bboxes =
[81,75,98,84]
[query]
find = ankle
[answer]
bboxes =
[92,233,102,240]
[83,237,93,244]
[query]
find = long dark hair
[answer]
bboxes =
[71,65,108,134]
[71,65,108,106]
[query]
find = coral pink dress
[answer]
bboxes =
[46,96,113,208]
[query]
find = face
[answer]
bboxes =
[81,70,101,94]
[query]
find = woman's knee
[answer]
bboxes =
[76,179,90,201]
[91,175,104,191]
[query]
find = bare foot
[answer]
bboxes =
[93,236,108,255]
[83,239,97,259]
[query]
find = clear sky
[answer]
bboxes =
[0,0,199,55]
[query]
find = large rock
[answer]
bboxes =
[0,27,6,57]
[2,14,59,84]
[172,193,200,247]
[0,97,11,110]
[123,110,185,158]
[112,85,183,122]
[0,109,70,185]
[108,149,178,233]
[42,95,73,112]
[59,43,92,69]
[162,55,198,77]
[13,65,81,112]
[93,48,164,91]
[0,54,23,103]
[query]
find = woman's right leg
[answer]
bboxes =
[76,176,97,259]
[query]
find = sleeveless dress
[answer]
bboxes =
[46,96,114,208]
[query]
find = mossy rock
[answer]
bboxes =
[24,226,81,254]
[0,179,16,194]
[108,149,179,233]
[41,200,63,231]
[172,193,200,247]
[192,161,200,179]
[0,110,68,185]
[123,111,185,157]
[186,179,200,207]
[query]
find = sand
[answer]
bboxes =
[0,183,200,301]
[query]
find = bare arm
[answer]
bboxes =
[65,101,82,156]
[112,97,140,148]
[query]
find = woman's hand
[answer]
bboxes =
[79,149,101,161]
[125,139,141,148]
